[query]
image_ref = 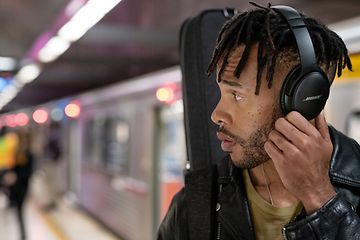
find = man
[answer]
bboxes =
[158,3,360,240]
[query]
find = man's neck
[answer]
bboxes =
[248,161,300,207]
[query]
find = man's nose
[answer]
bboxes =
[211,101,232,126]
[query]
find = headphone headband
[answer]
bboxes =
[271,5,316,68]
[271,5,330,120]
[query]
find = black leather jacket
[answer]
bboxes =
[157,126,360,240]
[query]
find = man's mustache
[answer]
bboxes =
[218,125,246,146]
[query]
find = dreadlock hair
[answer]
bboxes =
[207,2,352,95]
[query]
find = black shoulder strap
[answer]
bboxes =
[184,165,217,240]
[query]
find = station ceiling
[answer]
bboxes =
[0,0,359,113]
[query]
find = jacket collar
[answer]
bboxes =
[329,125,360,188]
[217,155,242,185]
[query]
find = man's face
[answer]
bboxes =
[212,44,285,168]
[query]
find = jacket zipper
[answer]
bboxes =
[216,184,223,240]
[216,221,222,240]
[282,227,288,240]
[281,212,302,240]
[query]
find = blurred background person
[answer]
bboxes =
[0,127,19,200]
[41,121,62,211]
[0,127,34,240]
[0,127,18,184]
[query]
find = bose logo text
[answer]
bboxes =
[302,94,323,102]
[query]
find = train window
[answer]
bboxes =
[101,118,130,175]
[84,116,130,175]
[346,111,360,144]
[84,117,104,166]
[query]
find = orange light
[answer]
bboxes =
[5,114,16,127]
[156,86,175,103]
[33,108,48,124]
[15,113,29,126]
[65,101,81,118]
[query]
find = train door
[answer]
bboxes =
[153,100,186,236]
[66,118,82,199]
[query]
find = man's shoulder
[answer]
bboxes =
[328,125,360,206]
[329,125,360,185]
[169,187,186,209]
[157,188,187,240]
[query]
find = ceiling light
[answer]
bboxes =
[1,85,18,101]
[58,0,122,42]
[0,57,17,71]
[38,36,71,63]
[65,0,87,16]
[15,63,41,84]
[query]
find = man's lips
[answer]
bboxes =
[216,132,236,151]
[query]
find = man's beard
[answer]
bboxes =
[218,106,282,169]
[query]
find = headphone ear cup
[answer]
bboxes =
[280,65,330,120]
[280,65,302,115]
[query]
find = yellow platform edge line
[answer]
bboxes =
[30,201,69,240]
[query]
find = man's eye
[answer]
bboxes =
[233,93,243,101]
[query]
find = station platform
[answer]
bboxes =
[0,194,121,240]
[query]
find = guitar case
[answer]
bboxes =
[180,9,236,171]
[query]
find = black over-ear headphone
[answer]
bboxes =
[271,5,330,120]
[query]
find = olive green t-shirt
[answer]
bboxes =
[243,170,303,240]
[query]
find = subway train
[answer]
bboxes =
[32,66,184,240]
[1,26,360,240]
